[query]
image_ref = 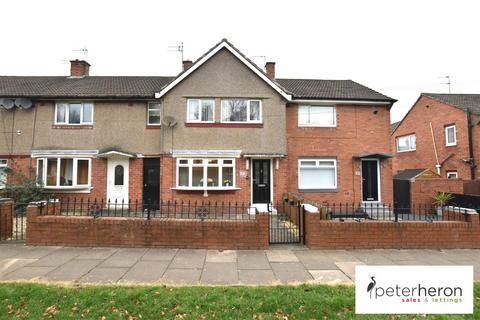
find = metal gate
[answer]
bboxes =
[0,201,27,242]
[269,201,304,244]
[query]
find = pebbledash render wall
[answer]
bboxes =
[392,95,474,179]
[286,103,393,204]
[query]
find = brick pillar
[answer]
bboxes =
[302,204,320,248]
[0,198,14,240]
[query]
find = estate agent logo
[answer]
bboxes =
[356,266,473,314]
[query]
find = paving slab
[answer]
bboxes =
[142,248,178,261]
[11,246,62,259]
[169,249,206,269]
[162,268,202,285]
[238,269,277,285]
[45,259,101,282]
[0,244,26,260]
[270,262,313,283]
[323,250,361,262]
[200,262,238,285]
[335,261,365,281]
[0,258,36,278]
[120,261,169,283]
[206,250,237,263]
[79,267,128,284]
[309,270,353,285]
[294,251,337,269]
[99,248,147,268]
[1,266,56,281]
[237,250,270,270]
[348,250,396,265]
[266,249,299,263]
[27,248,84,267]
[76,247,118,260]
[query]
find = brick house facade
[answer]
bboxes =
[0,39,395,207]
[391,94,480,180]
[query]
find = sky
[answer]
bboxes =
[0,0,479,123]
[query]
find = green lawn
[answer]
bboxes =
[0,283,478,319]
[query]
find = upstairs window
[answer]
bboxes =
[445,125,457,146]
[187,99,214,122]
[36,158,91,189]
[55,102,93,124]
[446,171,458,179]
[147,103,161,125]
[298,105,336,127]
[396,134,416,152]
[0,159,7,188]
[221,99,262,123]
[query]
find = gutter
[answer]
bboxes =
[467,109,476,179]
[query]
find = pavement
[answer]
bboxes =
[0,243,479,286]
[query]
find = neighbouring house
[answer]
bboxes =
[0,39,395,207]
[391,93,480,180]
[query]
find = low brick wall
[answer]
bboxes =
[26,203,269,249]
[305,208,480,249]
[0,199,13,240]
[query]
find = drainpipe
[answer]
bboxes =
[467,109,476,179]
[429,122,441,174]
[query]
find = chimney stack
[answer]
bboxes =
[70,60,90,77]
[182,60,193,72]
[265,62,275,79]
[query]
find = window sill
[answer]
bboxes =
[52,125,93,129]
[396,150,416,153]
[146,125,161,129]
[298,124,337,128]
[298,189,338,193]
[185,123,263,128]
[446,144,457,147]
[171,187,240,191]
[43,187,92,193]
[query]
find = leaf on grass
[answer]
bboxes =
[174,314,185,320]
[7,305,13,315]
[43,305,57,317]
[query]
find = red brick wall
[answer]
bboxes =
[305,211,480,249]
[0,200,13,240]
[26,204,269,249]
[286,103,393,204]
[410,178,465,205]
[392,95,471,179]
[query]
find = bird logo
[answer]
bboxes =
[367,276,376,298]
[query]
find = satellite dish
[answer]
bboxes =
[1,99,14,110]
[162,116,177,127]
[15,98,33,109]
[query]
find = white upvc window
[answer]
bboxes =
[176,158,235,189]
[147,102,161,125]
[0,159,7,188]
[396,134,416,152]
[445,125,457,146]
[298,158,337,190]
[221,99,262,123]
[55,102,94,125]
[36,157,91,189]
[298,105,336,127]
[446,171,458,179]
[187,99,215,122]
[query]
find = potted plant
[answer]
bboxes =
[223,179,231,187]
[433,192,454,217]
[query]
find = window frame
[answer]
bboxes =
[298,105,337,127]
[220,99,263,124]
[445,125,457,146]
[147,102,161,125]
[0,159,7,189]
[446,171,458,179]
[54,102,94,125]
[186,99,215,123]
[175,158,236,190]
[36,157,92,189]
[396,134,416,152]
[298,158,337,190]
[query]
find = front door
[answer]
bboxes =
[143,158,160,209]
[107,158,129,204]
[362,159,380,202]
[252,159,271,203]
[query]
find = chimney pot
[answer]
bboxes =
[182,60,193,72]
[265,62,275,79]
[70,59,90,77]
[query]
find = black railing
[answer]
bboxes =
[49,198,257,220]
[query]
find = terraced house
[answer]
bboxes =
[0,39,396,208]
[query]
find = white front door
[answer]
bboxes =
[107,158,129,204]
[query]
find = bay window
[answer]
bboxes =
[298,158,337,190]
[221,99,262,123]
[176,158,235,189]
[37,158,91,189]
[55,102,93,124]
[187,99,214,122]
[298,105,336,127]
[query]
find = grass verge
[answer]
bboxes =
[0,283,478,319]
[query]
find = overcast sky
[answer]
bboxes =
[1,0,479,122]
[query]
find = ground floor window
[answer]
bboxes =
[298,158,337,190]
[36,157,91,189]
[176,158,235,189]
[0,159,7,188]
